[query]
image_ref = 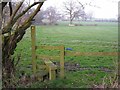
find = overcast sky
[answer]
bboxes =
[40,0,119,19]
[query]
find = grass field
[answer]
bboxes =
[13,21,118,88]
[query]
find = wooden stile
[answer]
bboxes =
[31,26,65,80]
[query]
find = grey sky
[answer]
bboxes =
[41,0,119,19]
[8,0,119,19]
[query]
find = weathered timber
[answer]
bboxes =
[36,54,60,60]
[31,26,37,74]
[44,60,57,80]
[65,52,118,56]
[36,45,62,50]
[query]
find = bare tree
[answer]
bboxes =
[1,0,44,88]
[35,9,45,24]
[44,6,61,24]
[35,6,61,25]
[85,11,94,21]
[63,0,85,25]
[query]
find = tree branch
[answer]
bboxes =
[14,2,41,23]
[13,2,44,37]
[77,0,85,9]
[9,2,13,16]
[18,2,44,29]
[64,5,71,11]
[2,2,7,11]
[2,1,24,34]
[11,1,24,21]
[2,1,42,34]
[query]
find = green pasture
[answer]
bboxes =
[13,22,118,88]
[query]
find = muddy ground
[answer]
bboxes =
[54,62,114,72]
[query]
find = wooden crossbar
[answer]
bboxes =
[65,52,119,56]
[36,45,62,50]
[36,54,60,60]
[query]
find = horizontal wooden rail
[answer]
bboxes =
[65,52,119,56]
[36,54,60,60]
[36,45,62,50]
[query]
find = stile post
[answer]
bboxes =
[31,25,37,74]
[60,46,65,78]
[49,67,56,80]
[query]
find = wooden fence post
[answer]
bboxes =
[60,46,65,78]
[31,25,36,74]
[49,67,56,80]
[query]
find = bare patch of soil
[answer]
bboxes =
[54,62,113,72]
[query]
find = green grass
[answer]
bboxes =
[13,21,118,88]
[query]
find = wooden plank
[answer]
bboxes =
[36,45,61,50]
[65,52,118,56]
[44,60,57,80]
[44,60,57,70]
[36,65,47,70]
[60,46,65,78]
[36,54,60,60]
[31,26,37,74]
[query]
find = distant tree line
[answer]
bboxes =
[34,6,62,25]
[94,19,118,22]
